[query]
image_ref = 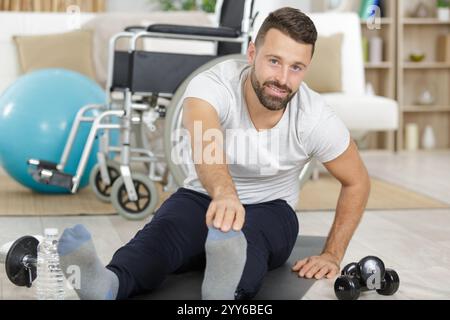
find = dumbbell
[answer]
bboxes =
[0,236,41,287]
[334,256,400,300]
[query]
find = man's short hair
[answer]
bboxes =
[255,7,318,57]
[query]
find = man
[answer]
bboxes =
[57,7,370,300]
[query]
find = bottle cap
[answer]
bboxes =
[44,228,59,237]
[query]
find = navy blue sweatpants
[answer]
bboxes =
[106,187,299,300]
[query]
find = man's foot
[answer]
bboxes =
[58,224,119,300]
[202,228,247,300]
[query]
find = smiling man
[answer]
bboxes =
[180,7,370,296]
[58,7,370,301]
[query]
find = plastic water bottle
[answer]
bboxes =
[36,228,65,300]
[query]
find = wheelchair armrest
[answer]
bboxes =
[124,25,147,32]
[146,24,241,38]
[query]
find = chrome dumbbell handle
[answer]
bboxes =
[22,255,38,288]
[3,236,41,288]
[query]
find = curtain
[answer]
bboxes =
[0,0,106,12]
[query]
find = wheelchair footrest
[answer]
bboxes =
[27,159,58,171]
[29,167,74,191]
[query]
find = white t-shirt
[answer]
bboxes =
[179,59,350,210]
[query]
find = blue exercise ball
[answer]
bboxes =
[0,69,106,193]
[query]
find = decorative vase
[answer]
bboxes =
[366,82,375,96]
[412,1,431,17]
[369,36,383,63]
[405,123,419,151]
[414,79,437,106]
[437,8,450,21]
[422,126,436,150]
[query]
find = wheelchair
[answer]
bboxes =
[27,0,264,220]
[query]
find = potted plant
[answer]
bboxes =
[437,0,450,21]
[151,0,217,13]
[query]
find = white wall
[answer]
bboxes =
[106,0,159,12]
[106,0,311,14]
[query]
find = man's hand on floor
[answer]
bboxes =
[292,253,341,280]
[206,193,246,233]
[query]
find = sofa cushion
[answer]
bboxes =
[13,29,96,80]
[309,13,366,95]
[304,33,343,93]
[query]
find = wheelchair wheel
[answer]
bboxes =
[298,159,316,190]
[110,173,158,220]
[89,160,121,203]
[163,54,247,186]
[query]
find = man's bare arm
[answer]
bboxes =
[293,140,370,279]
[321,140,370,261]
[183,97,245,232]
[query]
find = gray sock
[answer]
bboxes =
[201,228,247,300]
[57,224,119,300]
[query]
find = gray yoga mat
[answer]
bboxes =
[135,236,327,300]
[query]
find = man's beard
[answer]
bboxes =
[250,68,296,111]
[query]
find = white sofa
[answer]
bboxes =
[309,12,399,149]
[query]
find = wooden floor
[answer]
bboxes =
[1,150,449,300]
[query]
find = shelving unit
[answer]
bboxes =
[361,1,397,99]
[356,0,450,150]
[403,105,450,112]
[397,0,450,150]
[403,18,450,24]
[403,62,450,69]
[359,0,397,149]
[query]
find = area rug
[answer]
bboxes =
[0,172,447,216]
[297,174,449,211]
[0,170,177,216]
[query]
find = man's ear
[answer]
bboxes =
[247,42,256,65]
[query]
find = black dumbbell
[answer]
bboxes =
[334,256,400,300]
[377,268,401,296]
[334,262,361,300]
[0,236,39,287]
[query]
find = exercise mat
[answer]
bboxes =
[134,236,326,300]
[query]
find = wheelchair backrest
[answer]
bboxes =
[217,0,254,55]
[112,51,131,91]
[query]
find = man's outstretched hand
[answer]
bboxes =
[206,193,246,233]
[292,253,341,280]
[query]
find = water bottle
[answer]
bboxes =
[36,228,65,300]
